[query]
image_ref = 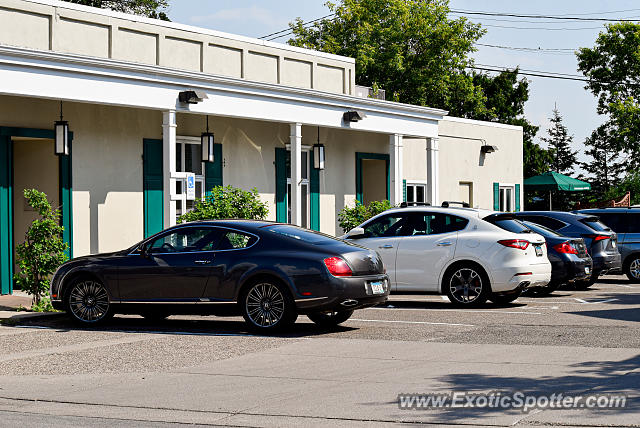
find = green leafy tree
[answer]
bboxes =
[14,189,68,305]
[602,172,640,206]
[577,22,640,172]
[178,186,268,223]
[61,0,170,20]
[541,107,577,175]
[288,0,488,115]
[337,200,394,233]
[580,123,625,194]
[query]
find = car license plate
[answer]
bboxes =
[535,245,543,256]
[585,266,591,275]
[370,281,385,294]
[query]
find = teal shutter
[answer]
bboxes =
[143,139,164,237]
[275,148,287,223]
[59,134,73,259]
[309,151,320,231]
[515,184,521,212]
[0,136,12,294]
[402,179,407,202]
[205,143,223,196]
[493,182,500,211]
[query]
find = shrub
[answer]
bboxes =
[14,189,68,305]
[338,200,394,233]
[178,185,269,223]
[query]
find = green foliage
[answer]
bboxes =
[541,107,577,175]
[61,0,170,20]
[338,200,394,233]
[30,297,59,313]
[580,123,625,195]
[178,186,268,223]
[14,189,68,305]
[602,173,640,206]
[288,0,488,115]
[577,22,640,172]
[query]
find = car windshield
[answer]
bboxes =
[483,214,531,233]
[264,224,342,245]
[580,217,611,232]
[523,221,563,238]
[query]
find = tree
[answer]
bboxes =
[178,186,268,223]
[580,123,625,194]
[577,22,640,172]
[61,0,170,20]
[541,107,577,175]
[14,189,68,305]
[288,0,488,116]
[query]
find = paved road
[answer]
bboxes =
[0,275,638,427]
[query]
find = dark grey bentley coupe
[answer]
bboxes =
[50,220,389,332]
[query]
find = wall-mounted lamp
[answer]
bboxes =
[54,101,69,156]
[313,126,325,170]
[480,144,498,154]
[179,90,208,104]
[343,110,367,122]
[201,116,214,163]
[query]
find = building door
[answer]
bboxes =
[459,182,473,206]
[356,152,389,205]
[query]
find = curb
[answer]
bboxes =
[0,311,62,323]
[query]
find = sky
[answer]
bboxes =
[165,0,640,170]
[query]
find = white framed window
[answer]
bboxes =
[406,182,426,204]
[285,149,310,228]
[175,137,206,219]
[499,185,515,212]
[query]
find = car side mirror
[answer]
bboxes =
[139,245,150,258]
[346,227,365,239]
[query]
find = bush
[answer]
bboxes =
[14,189,68,305]
[30,297,58,313]
[338,200,394,233]
[178,185,269,223]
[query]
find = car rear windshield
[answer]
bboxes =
[580,217,612,232]
[483,214,531,233]
[523,221,563,238]
[264,224,340,244]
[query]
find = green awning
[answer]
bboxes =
[523,171,591,192]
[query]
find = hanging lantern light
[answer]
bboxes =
[313,126,325,170]
[201,116,214,163]
[54,101,69,156]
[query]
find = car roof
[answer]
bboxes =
[380,206,497,219]
[576,207,640,214]
[516,211,593,220]
[176,219,277,231]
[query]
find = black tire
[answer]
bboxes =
[624,255,640,283]
[65,278,113,325]
[444,263,490,307]
[489,288,522,305]
[240,279,296,332]
[307,310,354,328]
[574,273,598,290]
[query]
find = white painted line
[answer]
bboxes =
[349,318,474,327]
[574,298,588,304]
[441,296,450,301]
[369,307,542,315]
[612,283,634,289]
[573,298,619,304]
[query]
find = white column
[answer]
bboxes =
[389,134,404,205]
[162,110,177,228]
[290,123,302,226]
[427,137,439,206]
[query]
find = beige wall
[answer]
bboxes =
[0,0,355,95]
[362,159,387,205]
[438,118,523,210]
[403,137,427,182]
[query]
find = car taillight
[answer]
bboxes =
[498,239,530,250]
[553,241,579,254]
[584,234,609,242]
[324,257,353,277]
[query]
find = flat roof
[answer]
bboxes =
[442,116,523,131]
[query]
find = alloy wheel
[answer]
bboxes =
[245,283,286,328]
[449,268,483,304]
[630,259,640,280]
[68,280,110,323]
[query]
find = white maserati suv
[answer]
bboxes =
[342,204,551,306]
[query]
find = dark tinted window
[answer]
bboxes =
[266,225,337,244]
[628,214,640,233]
[402,213,468,236]
[581,217,612,232]
[594,213,625,233]
[484,214,530,233]
[523,221,563,238]
[217,231,258,250]
[148,227,219,253]
[519,215,567,231]
[362,214,408,238]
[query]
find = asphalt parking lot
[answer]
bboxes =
[0,275,638,427]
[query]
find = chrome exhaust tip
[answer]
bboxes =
[518,281,530,289]
[341,299,358,307]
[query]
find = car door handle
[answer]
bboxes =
[194,260,212,264]
[379,244,394,249]
[437,242,453,247]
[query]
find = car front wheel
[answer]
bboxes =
[241,280,296,332]
[444,264,489,307]
[66,278,113,324]
[625,256,640,283]
[307,310,354,328]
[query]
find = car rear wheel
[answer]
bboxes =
[307,310,354,328]
[241,280,296,332]
[66,279,113,324]
[444,264,489,307]
[625,256,640,283]
[489,289,522,305]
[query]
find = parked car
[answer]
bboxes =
[342,205,551,307]
[521,221,593,295]
[50,221,389,331]
[575,208,640,282]
[512,211,622,288]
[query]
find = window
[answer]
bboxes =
[147,227,219,254]
[175,138,206,219]
[580,217,612,232]
[362,214,408,238]
[519,215,567,231]
[484,214,530,234]
[499,186,514,212]
[406,183,426,204]
[286,150,310,228]
[459,182,473,206]
[402,213,469,236]
[595,213,625,233]
[218,231,258,250]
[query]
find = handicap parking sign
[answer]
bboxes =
[186,173,196,201]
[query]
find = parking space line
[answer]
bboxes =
[370,307,542,315]
[573,298,619,304]
[349,318,474,327]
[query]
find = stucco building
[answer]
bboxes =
[0,0,523,294]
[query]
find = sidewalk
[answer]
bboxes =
[0,291,59,322]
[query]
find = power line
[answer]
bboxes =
[480,23,602,31]
[476,43,576,54]
[450,9,640,22]
[259,13,335,40]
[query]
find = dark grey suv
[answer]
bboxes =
[575,208,640,282]
[513,211,622,287]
